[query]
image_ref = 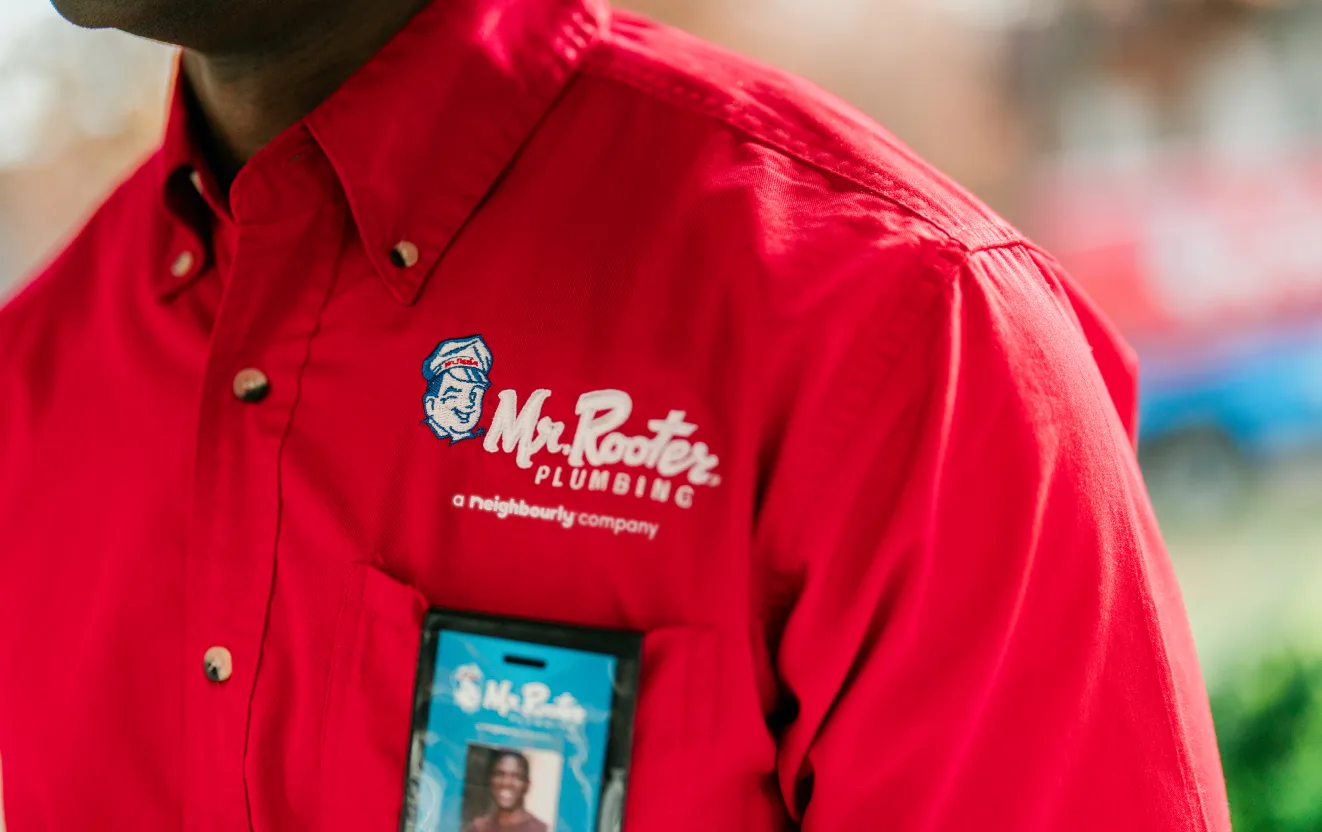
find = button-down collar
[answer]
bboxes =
[155,0,606,305]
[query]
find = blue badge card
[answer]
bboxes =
[402,611,641,832]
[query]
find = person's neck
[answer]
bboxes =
[181,0,431,189]
[494,807,528,826]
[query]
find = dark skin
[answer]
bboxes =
[49,0,433,187]
[463,752,536,832]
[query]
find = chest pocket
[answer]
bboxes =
[318,564,719,831]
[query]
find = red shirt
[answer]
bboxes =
[0,0,1229,829]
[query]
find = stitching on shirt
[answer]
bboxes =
[581,58,1017,253]
[966,238,1038,255]
[245,236,347,826]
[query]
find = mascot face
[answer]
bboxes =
[424,370,487,440]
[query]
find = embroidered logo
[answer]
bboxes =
[423,335,721,509]
[421,335,492,444]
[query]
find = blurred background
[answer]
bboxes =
[3,0,1322,826]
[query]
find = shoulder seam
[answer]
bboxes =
[582,52,1019,253]
[967,239,1032,255]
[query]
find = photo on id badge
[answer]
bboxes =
[403,614,639,832]
[459,745,561,832]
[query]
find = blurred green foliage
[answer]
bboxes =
[1212,654,1322,831]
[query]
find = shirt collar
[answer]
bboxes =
[156,0,608,305]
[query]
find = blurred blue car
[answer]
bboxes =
[1136,322,1322,511]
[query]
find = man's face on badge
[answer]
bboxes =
[425,372,486,436]
[489,754,529,811]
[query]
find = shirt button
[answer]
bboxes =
[171,250,196,278]
[203,646,233,683]
[390,240,419,268]
[232,368,271,403]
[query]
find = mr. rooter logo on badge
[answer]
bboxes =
[450,663,588,726]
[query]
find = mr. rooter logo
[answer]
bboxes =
[450,663,588,726]
[422,335,722,510]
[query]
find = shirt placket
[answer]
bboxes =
[182,138,346,831]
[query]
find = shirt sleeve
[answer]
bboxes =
[763,242,1230,830]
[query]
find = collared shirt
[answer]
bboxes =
[0,0,1230,829]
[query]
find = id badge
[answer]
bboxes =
[401,610,641,832]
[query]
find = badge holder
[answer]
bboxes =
[401,609,642,832]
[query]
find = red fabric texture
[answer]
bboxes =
[0,0,1228,829]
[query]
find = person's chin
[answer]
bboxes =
[48,0,238,49]
[52,0,181,31]
[49,0,124,28]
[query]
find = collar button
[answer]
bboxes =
[390,240,419,268]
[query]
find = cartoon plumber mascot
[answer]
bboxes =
[422,335,493,443]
